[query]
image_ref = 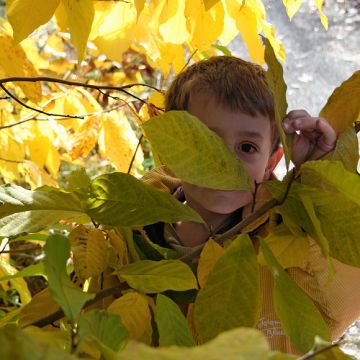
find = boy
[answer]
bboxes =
[143,56,360,353]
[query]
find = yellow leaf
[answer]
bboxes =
[258,223,310,269]
[218,6,238,46]
[98,112,143,173]
[108,291,153,343]
[54,1,68,32]
[135,0,146,20]
[6,0,60,43]
[0,128,25,180]
[60,0,95,63]
[92,2,136,63]
[107,229,129,267]
[69,225,109,280]
[159,0,190,44]
[197,239,224,288]
[19,288,60,328]
[0,255,32,305]
[314,0,328,30]
[0,29,42,102]
[249,0,286,62]
[70,115,101,160]
[235,3,264,64]
[25,121,60,179]
[185,0,224,52]
[22,160,58,190]
[282,0,303,20]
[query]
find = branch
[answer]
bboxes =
[24,283,127,328]
[0,156,23,164]
[0,76,162,100]
[181,170,297,264]
[127,134,144,173]
[0,84,84,119]
[0,102,128,130]
[296,336,345,360]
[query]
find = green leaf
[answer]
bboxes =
[0,184,84,237]
[301,160,360,207]
[299,193,329,259]
[155,294,195,347]
[263,37,292,168]
[268,178,360,267]
[319,70,360,135]
[325,125,359,172]
[116,327,270,360]
[78,309,129,352]
[260,241,330,353]
[44,235,94,322]
[67,168,91,195]
[0,263,45,282]
[194,234,260,343]
[142,111,252,191]
[116,260,198,293]
[86,172,204,227]
[212,44,232,56]
[0,324,76,360]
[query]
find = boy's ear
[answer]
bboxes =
[265,147,284,178]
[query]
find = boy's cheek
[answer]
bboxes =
[183,182,253,214]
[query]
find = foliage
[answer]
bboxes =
[0,1,359,360]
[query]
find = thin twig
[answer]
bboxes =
[180,49,198,73]
[296,335,345,360]
[0,157,23,164]
[0,84,84,119]
[0,96,10,100]
[24,283,126,328]
[0,76,162,94]
[127,134,144,173]
[0,102,127,130]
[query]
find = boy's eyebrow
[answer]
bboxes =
[209,127,264,140]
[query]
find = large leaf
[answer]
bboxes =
[301,160,360,206]
[267,180,360,267]
[261,241,330,353]
[259,223,309,269]
[263,37,292,168]
[86,172,203,227]
[197,239,224,287]
[69,225,108,280]
[44,235,94,322]
[108,291,153,343]
[61,0,94,62]
[0,262,45,282]
[116,327,272,360]
[142,111,252,191]
[116,260,198,293]
[7,0,60,43]
[319,70,360,135]
[194,234,260,343]
[0,184,84,237]
[78,309,129,352]
[0,324,76,360]
[326,125,359,172]
[155,294,195,347]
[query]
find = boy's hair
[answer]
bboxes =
[165,56,280,152]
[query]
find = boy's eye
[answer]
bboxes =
[237,143,257,154]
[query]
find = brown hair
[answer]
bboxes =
[165,56,279,152]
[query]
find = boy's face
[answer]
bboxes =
[182,93,280,215]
